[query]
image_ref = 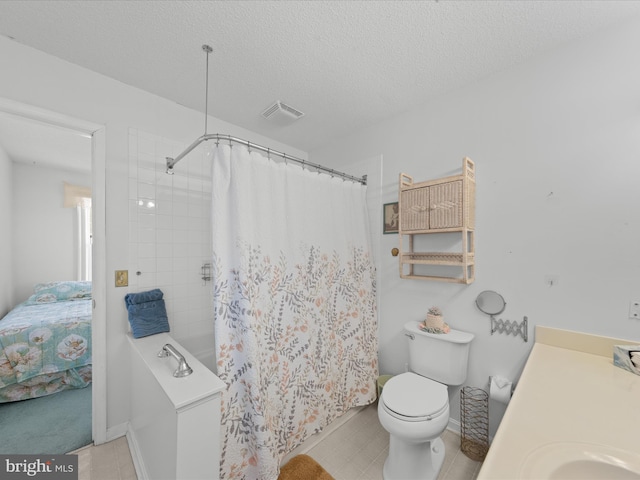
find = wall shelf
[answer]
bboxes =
[398,157,476,283]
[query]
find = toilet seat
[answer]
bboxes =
[382,372,448,422]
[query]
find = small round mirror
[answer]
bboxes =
[476,290,506,316]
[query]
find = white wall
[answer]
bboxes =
[310,18,640,435]
[12,162,91,304]
[0,35,306,434]
[0,145,12,317]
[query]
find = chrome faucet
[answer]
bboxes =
[158,343,193,377]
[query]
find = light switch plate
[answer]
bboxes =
[115,270,128,287]
[630,301,640,320]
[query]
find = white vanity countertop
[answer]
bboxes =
[478,326,640,479]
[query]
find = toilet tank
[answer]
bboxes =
[404,320,474,386]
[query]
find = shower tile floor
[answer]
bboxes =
[75,400,482,480]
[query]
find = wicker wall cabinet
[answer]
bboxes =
[398,157,475,283]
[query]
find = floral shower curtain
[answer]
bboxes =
[211,144,378,480]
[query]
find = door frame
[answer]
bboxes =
[0,98,107,445]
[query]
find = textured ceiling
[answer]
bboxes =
[1,0,640,155]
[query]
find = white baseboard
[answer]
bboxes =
[447,418,461,436]
[105,422,128,443]
[101,422,147,480]
[125,423,148,480]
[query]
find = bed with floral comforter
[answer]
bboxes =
[0,281,92,403]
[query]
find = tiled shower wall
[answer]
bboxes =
[127,129,213,344]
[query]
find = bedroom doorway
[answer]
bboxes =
[0,98,106,450]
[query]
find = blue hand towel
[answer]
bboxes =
[124,288,164,305]
[124,289,170,338]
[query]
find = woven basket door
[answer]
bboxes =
[429,180,462,229]
[400,187,429,232]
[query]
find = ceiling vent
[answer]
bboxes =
[261,101,304,126]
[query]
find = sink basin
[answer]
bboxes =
[519,442,640,479]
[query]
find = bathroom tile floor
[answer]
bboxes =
[300,401,483,480]
[73,401,482,480]
[72,436,136,480]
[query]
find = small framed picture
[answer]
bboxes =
[383,202,399,234]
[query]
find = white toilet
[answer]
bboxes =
[378,320,474,480]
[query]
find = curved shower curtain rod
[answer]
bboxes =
[165,133,367,185]
[166,46,366,185]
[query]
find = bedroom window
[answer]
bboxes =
[64,182,92,281]
[78,197,92,281]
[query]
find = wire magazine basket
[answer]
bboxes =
[460,386,489,461]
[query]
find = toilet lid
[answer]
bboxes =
[382,372,448,419]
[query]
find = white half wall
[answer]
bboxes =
[310,18,640,436]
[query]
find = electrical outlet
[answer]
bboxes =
[115,270,128,287]
[630,301,640,320]
[544,275,559,287]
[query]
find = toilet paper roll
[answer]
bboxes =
[489,375,512,404]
